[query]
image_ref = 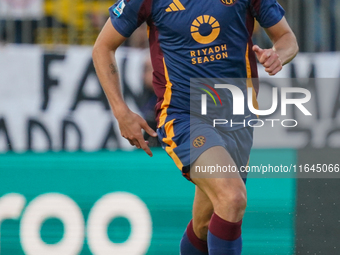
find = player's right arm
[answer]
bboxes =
[92,19,157,157]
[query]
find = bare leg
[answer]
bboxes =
[181,146,246,254]
[192,186,214,241]
[191,146,247,222]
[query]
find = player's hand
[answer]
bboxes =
[116,109,157,157]
[253,45,282,76]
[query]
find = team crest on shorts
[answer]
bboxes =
[193,136,206,148]
[220,0,237,6]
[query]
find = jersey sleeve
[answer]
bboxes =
[250,0,285,28]
[109,0,151,38]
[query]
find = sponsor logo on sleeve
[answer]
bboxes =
[113,0,126,17]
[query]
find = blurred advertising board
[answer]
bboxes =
[0,45,340,153]
[0,149,296,255]
[0,0,43,19]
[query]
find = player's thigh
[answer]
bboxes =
[190,146,247,208]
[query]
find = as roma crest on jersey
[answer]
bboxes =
[220,0,237,6]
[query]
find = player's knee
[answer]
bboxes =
[216,188,247,212]
[228,191,247,211]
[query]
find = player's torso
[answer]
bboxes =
[149,0,252,79]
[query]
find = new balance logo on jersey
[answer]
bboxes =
[166,0,185,12]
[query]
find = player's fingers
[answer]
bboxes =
[263,54,277,68]
[269,66,283,76]
[127,139,134,146]
[137,137,153,157]
[141,121,157,137]
[122,134,134,145]
[259,50,272,64]
[252,45,263,54]
[268,65,283,76]
[132,138,141,149]
[265,59,281,73]
[252,45,265,61]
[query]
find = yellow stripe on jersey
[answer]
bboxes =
[158,58,173,128]
[163,119,184,170]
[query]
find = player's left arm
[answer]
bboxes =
[253,17,299,76]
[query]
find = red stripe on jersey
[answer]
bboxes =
[246,8,259,95]
[148,21,167,124]
[251,0,261,17]
[137,0,153,27]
